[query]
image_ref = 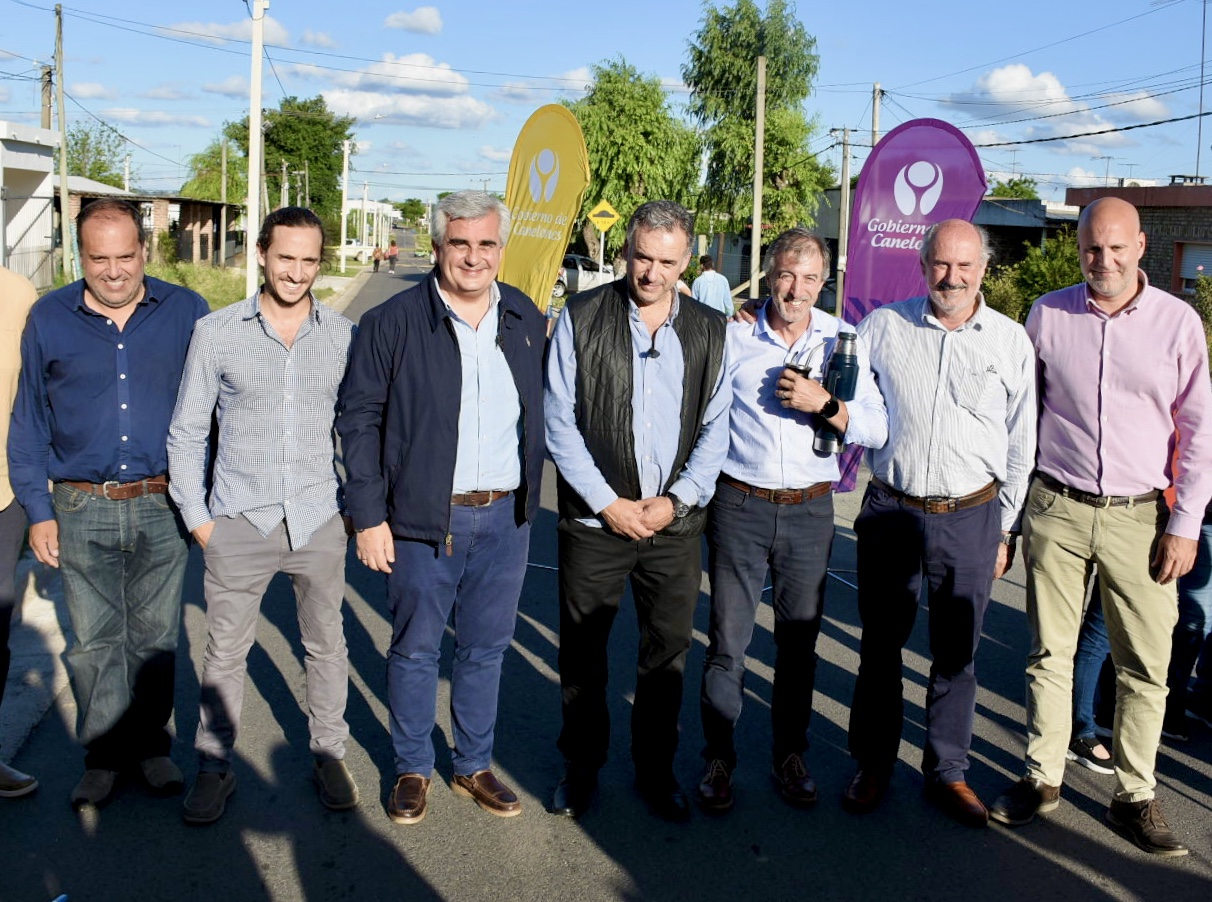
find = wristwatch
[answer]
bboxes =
[667,492,691,519]
[999,532,1017,546]
[819,393,840,419]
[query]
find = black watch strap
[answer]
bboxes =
[819,394,840,419]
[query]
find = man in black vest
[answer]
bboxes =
[545,200,731,821]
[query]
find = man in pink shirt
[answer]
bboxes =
[990,197,1212,857]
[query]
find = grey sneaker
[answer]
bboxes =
[1106,798,1189,857]
[989,777,1061,826]
[0,760,38,798]
[140,756,185,795]
[70,769,118,809]
[183,772,237,825]
[314,758,359,810]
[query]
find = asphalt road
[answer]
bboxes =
[2,256,1211,902]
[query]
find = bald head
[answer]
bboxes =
[1078,197,1145,308]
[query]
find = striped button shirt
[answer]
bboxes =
[167,293,355,549]
[858,295,1037,532]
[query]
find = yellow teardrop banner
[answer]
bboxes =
[498,105,590,313]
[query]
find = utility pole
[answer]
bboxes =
[55,4,72,281]
[303,160,310,208]
[361,182,369,245]
[871,82,881,148]
[835,128,851,318]
[40,66,52,129]
[219,139,228,268]
[123,154,130,192]
[1094,155,1114,186]
[245,0,269,298]
[1199,0,1208,177]
[279,158,288,209]
[339,139,349,273]
[749,55,767,301]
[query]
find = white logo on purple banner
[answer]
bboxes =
[528,149,559,204]
[893,161,944,216]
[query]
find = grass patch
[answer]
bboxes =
[146,262,246,310]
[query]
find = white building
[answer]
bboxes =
[0,121,58,291]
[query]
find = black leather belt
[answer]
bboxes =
[871,477,998,514]
[1036,473,1159,508]
[719,474,831,504]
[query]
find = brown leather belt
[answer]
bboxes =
[719,474,831,505]
[450,489,512,507]
[60,475,170,500]
[1036,473,1159,509]
[871,477,998,514]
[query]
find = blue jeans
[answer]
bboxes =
[54,483,189,770]
[385,496,529,776]
[1072,585,1110,740]
[701,481,833,769]
[1170,517,1212,714]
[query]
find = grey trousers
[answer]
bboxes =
[195,513,350,771]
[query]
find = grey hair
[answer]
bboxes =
[625,200,694,247]
[433,191,512,247]
[919,219,992,266]
[762,228,831,277]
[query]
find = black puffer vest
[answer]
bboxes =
[555,278,725,538]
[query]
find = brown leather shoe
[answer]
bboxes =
[924,779,988,828]
[771,753,817,807]
[696,759,734,813]
[387,773,430,825]
[452,770,522,818]
[841,767,889,814]
[989,777,1060,826]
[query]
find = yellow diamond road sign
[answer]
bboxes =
[588,200,620,232]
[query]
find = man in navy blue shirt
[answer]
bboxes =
[8,199,208,809]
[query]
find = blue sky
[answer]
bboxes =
[0,0,1207,204]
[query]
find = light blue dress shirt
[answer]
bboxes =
[443,282,523,493]
[692,270,734,316]
[723,305,887,488]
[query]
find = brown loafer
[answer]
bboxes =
[841,767,889,814]
[924,779,988,828]
[452,770,522,818]
[387,773,430,825]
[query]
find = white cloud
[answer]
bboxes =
[1101,91,1168,123]
[0,86,10,103]
[324,88,496,129]
[479,145,512,163]
[293,53,470,97]
[556,67,592,97]
[492,82,543,104]
[355,140,373,154]
[301,30,336,48]
[71,82,117,100]
[141,84,191,101]
[161,15,289,46]
[102,108,210,127]
[385,7,443,34]
[1064,166,1104,188]
[202,76,249,98]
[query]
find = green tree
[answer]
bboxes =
[1192,275,1212,355]
[683,0,833,233]
[180,139,247,202]
[989,176,1040,199]
[60,121,126,188]
[564,58,699,259]
[981,229,1083,322]
[396,198,427,221]
[224,95,355,222]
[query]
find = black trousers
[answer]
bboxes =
[556,519,702,785]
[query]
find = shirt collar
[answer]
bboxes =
[71,277,155,314]
[437,278,501,323]
[755,300,818,351]
[241,290,321,323]
[627,291,681,324]
[1083,269,1149,317]
[917,292,989,331]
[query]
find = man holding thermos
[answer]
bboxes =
[696,228,887,814]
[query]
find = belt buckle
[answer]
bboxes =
[772,489,799,504]
[101,480,122,500]
[924,496,956,514]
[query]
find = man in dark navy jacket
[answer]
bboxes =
[337,190,545,826]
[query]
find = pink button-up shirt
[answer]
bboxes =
[1027,272,1212,539]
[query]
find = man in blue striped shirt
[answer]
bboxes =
[167,207,357,825]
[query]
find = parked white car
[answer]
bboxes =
[553,254,615,297]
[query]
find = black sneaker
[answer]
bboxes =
[1160,714,1191,743]
[1186,695,1212,729]
[1065,737,1114,775]
[1105,799,1188,857]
